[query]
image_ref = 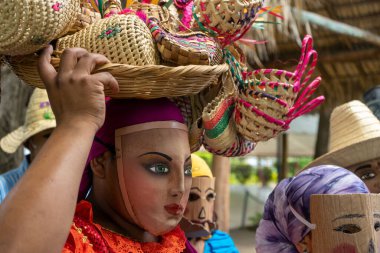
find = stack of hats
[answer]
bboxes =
[1,0,325,157]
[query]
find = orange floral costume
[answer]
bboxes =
[63,201,189,253]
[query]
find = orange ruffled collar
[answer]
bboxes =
[69,200,187,253]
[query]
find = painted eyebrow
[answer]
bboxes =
[206,188,215,192]
[185,156,191,162]
[374,213,380,219]
[333,214,365,222]
[191,187,202,192]
[138,152,172,161]
[354,164,372,172]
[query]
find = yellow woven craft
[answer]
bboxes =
[0,0,80,56]
[56,14,158,65]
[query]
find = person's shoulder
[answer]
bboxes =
[204,230,239,253]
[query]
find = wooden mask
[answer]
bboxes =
[311,194,380,253]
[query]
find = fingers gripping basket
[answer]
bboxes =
[232,35,325,142]
[0,0,80,56]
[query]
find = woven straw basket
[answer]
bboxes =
[0,0,80,56]
[7,54,228,99]
[192,0,263,44]
[7,13,229,98]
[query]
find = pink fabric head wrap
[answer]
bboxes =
[78,98,185,200]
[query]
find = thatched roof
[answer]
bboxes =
[243,0,380,110]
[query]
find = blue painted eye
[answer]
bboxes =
[148,164,169,174]
[184,165,192,176]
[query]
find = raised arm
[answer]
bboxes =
[0,46,118,253]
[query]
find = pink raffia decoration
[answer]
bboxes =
[52,2,62,11]
[234,35,325,142]
[179,1,194,31]
[238,38,267,45]
[110,8,147,23]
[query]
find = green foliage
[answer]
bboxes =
[230,158,254,185]
[288,157,313,176]
[257,167,272,186]
[194,151,212,167]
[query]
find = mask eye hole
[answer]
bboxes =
[206,192,216,201]
[334,224,361,234]
[375,221,380,232]
[189,193,200,201]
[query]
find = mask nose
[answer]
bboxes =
[369,238,375,253]
[169,172,185,198]
[198,207,206,220]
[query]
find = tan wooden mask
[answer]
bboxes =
[184,177,216,234]
[311,194,380,253]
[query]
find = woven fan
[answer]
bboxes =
[233,35,325,142]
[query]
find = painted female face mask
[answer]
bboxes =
[311,194,380,253]
[115,121,192,236]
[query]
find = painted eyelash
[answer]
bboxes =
[333,224,361,234]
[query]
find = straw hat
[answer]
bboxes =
[0,0,80,56]
[0,89,56,154]
[306,100,380,169]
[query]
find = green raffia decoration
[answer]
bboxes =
[205,105,235,139]
[192,5,217,37]
[98,25,122,39]
[43,111,54,120]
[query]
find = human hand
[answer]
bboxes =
[38,46,119,132]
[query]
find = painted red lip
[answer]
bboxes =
[164,204,184,215]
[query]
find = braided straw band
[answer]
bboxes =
[115,121,188,228]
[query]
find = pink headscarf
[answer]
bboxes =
[78,98,185,200]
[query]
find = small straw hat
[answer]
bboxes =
[306,100,380,169]
[0,0,80,56]
[0,88,56,154]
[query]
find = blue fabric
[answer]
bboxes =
[0,157,29,203]
[204,230,239,253]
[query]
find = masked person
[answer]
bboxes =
[0,47,199,253]
[183,154,239,253]
[0,88,56,203]
[307,101,380,193]
[256,165,375,253]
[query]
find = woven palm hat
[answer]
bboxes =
[0,88,56,154]
[306,100,380,169]
[191,154,213,178]
[0,0,80,56]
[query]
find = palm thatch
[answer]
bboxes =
[242,0,380,111]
